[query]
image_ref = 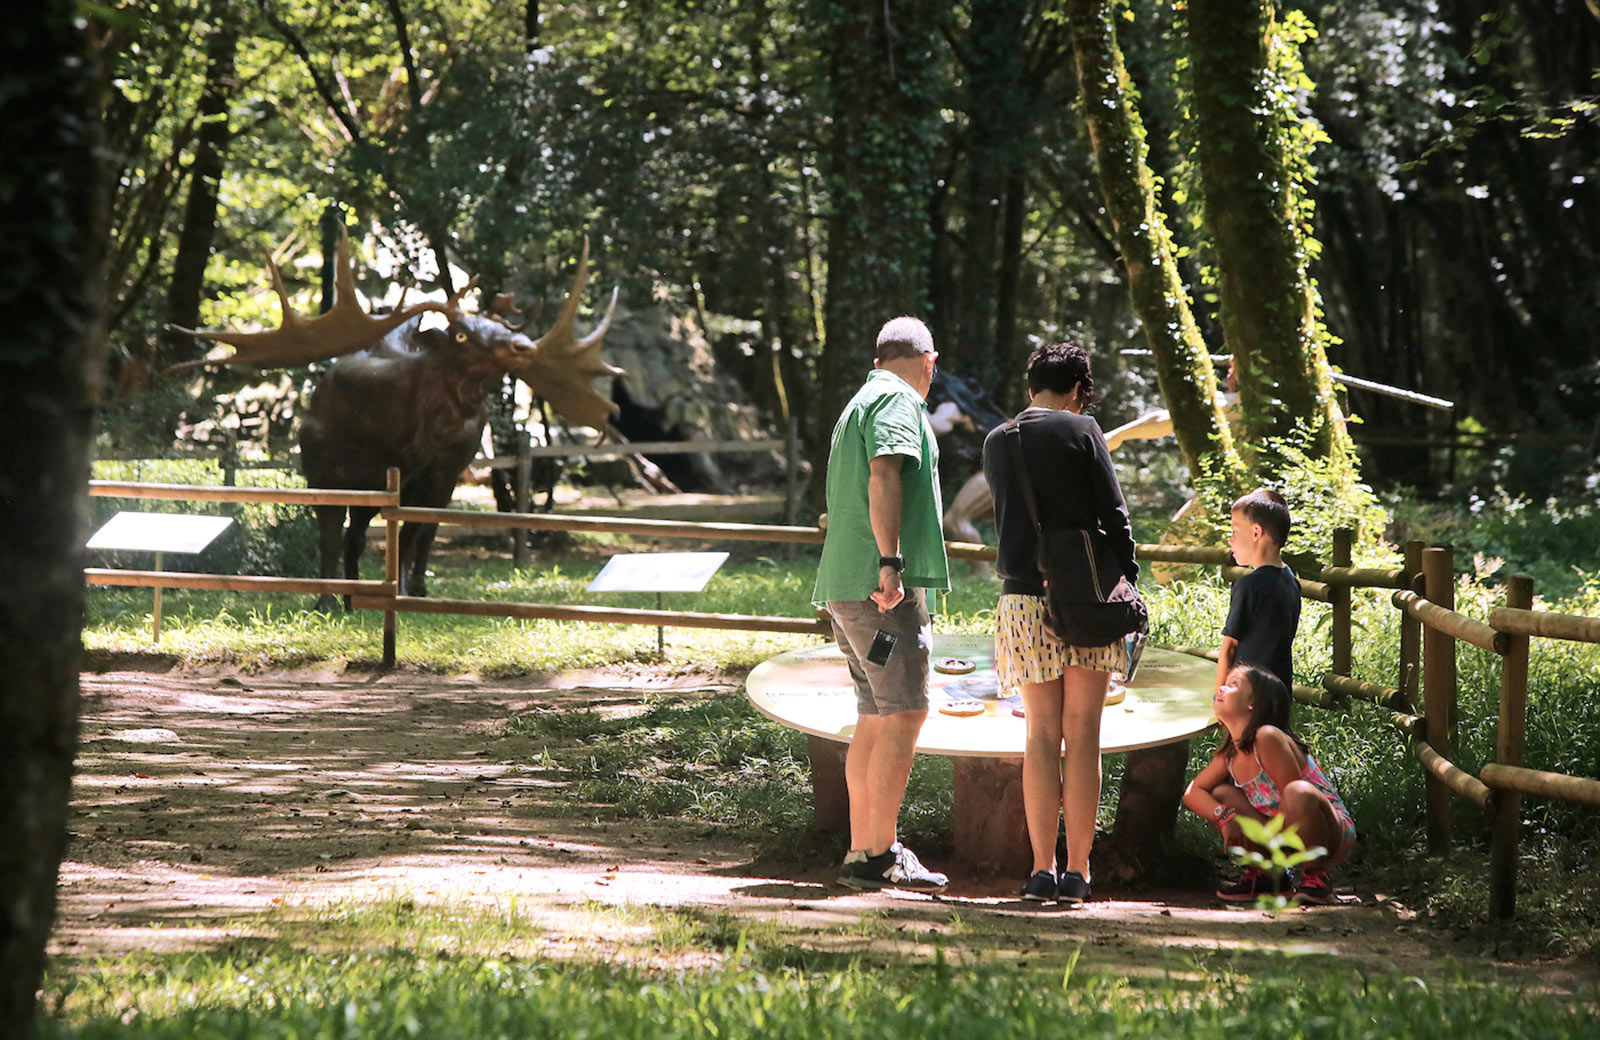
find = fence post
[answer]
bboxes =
[784,418,800,527]
[1331,528,1353,678]
[1490,574,1534,919]
[383,467,400,669]
[1398,539,1424,711]
[783,418,800,559]
[1422,545,1457,851]
[218,429,238,487]
[513,431,532,569]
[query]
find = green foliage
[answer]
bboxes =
[1386,489,1600,599]
[1189,423,1389,559]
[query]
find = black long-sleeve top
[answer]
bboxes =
[981,407,1139,597]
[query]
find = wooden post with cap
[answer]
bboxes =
[1422,545,1457,851]
[1490,574,1533,918]
[383,467,400,668]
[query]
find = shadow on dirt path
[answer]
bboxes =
[51,661,1599,994]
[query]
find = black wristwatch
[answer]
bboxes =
[878,555,905,572]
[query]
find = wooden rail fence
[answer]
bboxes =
[84,473,1599,918]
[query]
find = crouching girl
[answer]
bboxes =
[1183,663,1356,904]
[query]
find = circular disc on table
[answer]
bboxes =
[934,656,976,675]
[745,634,1216,757]
[940,699,985,717]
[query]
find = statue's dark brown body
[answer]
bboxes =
[168,234,619,611]
[300,315,535,606]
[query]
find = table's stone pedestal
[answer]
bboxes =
[805,736,1192,880]
[952,756,1031,876]
[806,735,850,833]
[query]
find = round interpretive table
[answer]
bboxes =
[746,634,1219,876]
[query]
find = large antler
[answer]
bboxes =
[512,236,623,430]
[164,232,464,374]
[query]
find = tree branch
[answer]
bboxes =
[384,0,425,113]
[257,0,366,144]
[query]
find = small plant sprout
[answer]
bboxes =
[1229,814,1326,914]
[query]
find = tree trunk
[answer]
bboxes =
[1187,0,1347,461]
[813,0,943,444]
[0,4,103,1034]
[158,0,237,384]
[1065,0,1244,491]
[749,0,810,443]
[949,0,1028,387]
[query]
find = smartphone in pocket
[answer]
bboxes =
[866,629,898,667]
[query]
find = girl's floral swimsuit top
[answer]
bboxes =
[1230,748,1358,854]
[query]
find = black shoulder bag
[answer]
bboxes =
[1003,418,1149,649]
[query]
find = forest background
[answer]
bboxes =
[96,0,1600,511]
[6,0,1600,1035]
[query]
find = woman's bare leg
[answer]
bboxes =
[1020,677,1066,875]
[1060,665,1109,879]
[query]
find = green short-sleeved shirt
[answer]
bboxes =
[813,369,950,604]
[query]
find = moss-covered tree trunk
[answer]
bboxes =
[0,3,102,1035]
[1065,0,1244,491]
[1186,0,1347,459]
[812,0,943,444]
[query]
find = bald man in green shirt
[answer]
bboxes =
[814,316,951,891]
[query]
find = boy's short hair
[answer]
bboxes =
[1232,489,1291,548]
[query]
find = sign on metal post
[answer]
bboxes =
[87,511,233,641]
[586,551,730,655]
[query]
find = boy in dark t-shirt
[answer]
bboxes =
[1217,490,1300,693]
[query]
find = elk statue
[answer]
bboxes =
[169,233,620,608]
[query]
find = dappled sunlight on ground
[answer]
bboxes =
[50,662,1600,995]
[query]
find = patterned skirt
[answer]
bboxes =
[994,593,1128,694]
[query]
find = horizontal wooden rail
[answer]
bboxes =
[90,480,396,507]
[1136,545,1233,566]
[384,506,999,562]
[352,595,829,635]
[1409,735,1492,809]
[1392,589,1505,654]
[1324,672,1404,708]
[1160,645,1340,709]
[1164,644,1218,661]
[1389,711,1424,738]
[390,505,824,542]
[1292,682,1342,709]
[1488,607,1600,644]
[1319,566,1408,589]
[1222,564,1331,602]
[523,438,787,460]
[1481,763,1600,807]
[85,569,390,596]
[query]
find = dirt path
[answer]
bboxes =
[52,661,1597,991]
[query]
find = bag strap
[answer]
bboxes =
[1002,418,1044,533]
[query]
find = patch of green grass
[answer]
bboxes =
[39,926,1595,1040]
[504,690,958,860]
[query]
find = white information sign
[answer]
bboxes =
[586,551,730,594]
[87,511,234,643]
[88,511,233,555]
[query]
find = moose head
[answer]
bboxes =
[169,232,621,605]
